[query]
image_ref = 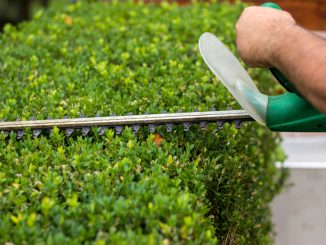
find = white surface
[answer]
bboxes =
[272,169,326,245]
[281,133,326,163]
[277,161,326,169]
[272,133,326,245]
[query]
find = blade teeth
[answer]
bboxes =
[82,127,90,136]
[132,124,140,135]
[99,127,107,136]
[15,118,24,139]
[17,130,25,140]
[63,116,74,136]
[115,126,124,135]
[199,121,207,131]
[217,121,225,130]
[96,114,107,136]
[235,120,242,129]
[29,117,41,138]
[160,111,174,132]
[183,122,191,131]
[166,123,173,132]
[110,114,123,135]
[149,124,156,133]
[65,128,74,137]
[33,129,42,138]
[145,112,156,132]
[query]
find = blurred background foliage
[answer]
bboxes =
[0,0,325,31]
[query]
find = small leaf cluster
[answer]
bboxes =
[0,1,287,244]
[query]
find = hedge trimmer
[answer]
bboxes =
[1,2,325,139]
[199,2,326,133]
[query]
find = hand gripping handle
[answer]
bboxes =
[258,2,326,132]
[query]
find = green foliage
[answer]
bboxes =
[0,1,287,244]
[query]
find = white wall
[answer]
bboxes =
[272,133,326,245]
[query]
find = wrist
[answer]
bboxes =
[270,24,304,69]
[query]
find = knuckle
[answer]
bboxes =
[235,20,243,32]
[235,22,240,31]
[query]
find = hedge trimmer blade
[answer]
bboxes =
[0,110,253,139]
[0,33,263,140]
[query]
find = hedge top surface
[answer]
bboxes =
[0,1,286,244]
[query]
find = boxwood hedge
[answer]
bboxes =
[0,1,287,244]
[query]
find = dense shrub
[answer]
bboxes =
[0,1,286,244]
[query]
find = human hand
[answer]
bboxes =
[235,6,296,67]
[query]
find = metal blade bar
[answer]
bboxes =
[0,110,253,131]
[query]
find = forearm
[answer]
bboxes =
[272,25,326,113]
[236,7,326,113]
[272,26,326,113]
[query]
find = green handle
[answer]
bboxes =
[261,2,300,95]
[267,93,326,132]
[261,2,281,10]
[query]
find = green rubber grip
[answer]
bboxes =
[261,2,301,95]
[267,92,326,132]
[261,2,281,10]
